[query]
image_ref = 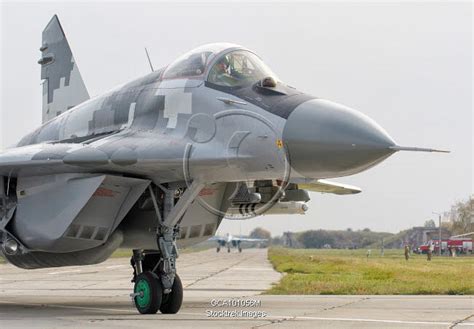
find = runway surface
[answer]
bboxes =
[0,248,472,328]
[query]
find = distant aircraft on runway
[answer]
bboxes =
[210,233,268,253]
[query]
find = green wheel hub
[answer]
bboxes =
[133,271,162,314]
[135,279,151,308]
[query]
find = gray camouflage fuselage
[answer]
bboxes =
[0,18,442,270]
[17,47,396,183]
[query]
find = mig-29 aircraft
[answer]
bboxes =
[0,15,447,315]
[211,233,268,253]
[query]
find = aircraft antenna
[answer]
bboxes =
[144,47,155,72]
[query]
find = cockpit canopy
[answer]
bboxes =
[207,50,278,88]
[162,43,278,88]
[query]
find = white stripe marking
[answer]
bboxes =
[0,302,470,326]
[258,314,474,326]
[47,269,81,275]
[0,300,130,314]
[106,265,125,269]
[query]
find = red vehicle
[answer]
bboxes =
[417,244,431,254]
[418,238,472,255]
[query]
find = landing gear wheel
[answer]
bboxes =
[160,274,183,314]
[238,247,242,253]
[227,247,231,253]
[133,272,162,314]
[217,247,220,253]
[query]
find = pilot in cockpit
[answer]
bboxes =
[209,55,242,87]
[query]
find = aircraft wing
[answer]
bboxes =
[208,236,225,243]
[233,237,268,242]
[0,145,361,198]
[0,142,134,177]
[0,142,235,181]
[0,144,82,177]
[295,179,362,195]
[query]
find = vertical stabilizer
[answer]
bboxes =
[38,15,89,123]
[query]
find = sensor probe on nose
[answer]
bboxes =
[389,146,450,153]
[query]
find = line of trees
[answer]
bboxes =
[444,197,473,235]
[246,196,472,249]
[249,227,271,240]
[295,229,392,249]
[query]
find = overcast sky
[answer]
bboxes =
[0,1,472,236]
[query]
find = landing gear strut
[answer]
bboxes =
[130,181,203,315]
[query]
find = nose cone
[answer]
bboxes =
[283,99,396,178]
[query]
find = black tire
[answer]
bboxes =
[160,274,183,314]
[227,247,231,253]
[217,247,220,253]
[238,247,242,253]
[133,272,162,314]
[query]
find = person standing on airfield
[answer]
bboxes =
[404,245,410,261]
[427,242,433,261]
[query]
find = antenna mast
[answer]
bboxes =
[144,47,155,72]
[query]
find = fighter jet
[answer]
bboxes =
[0,15,447,315]
[210,233,268,253]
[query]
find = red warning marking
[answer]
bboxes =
[93,187,115,197]
[199,188,215,196]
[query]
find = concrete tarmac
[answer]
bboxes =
[0,248,472,328]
